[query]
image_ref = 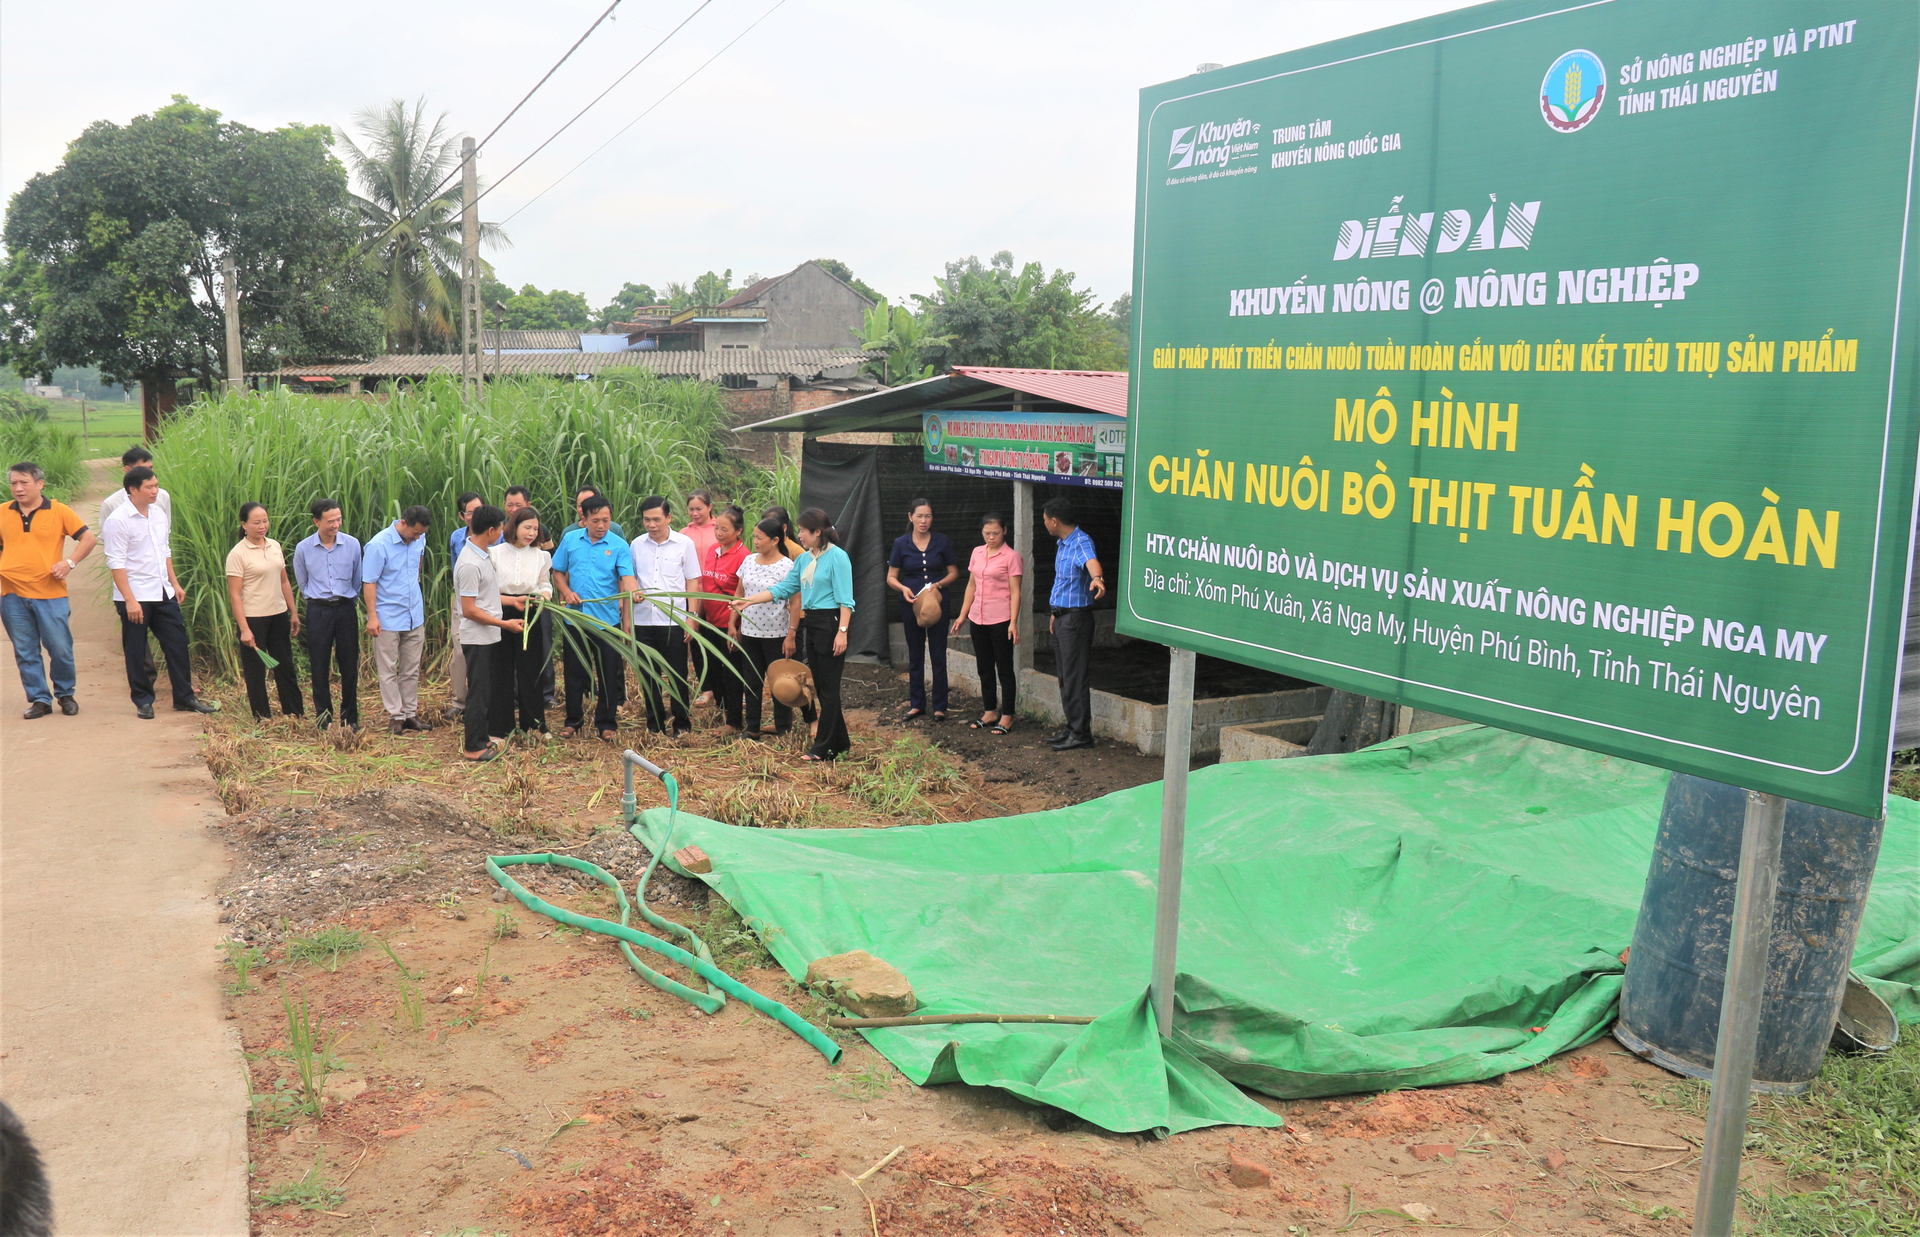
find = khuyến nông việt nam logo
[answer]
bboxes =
[1540,49,1605,132]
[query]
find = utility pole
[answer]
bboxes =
[222,253,244,395]
[460,136,482,402]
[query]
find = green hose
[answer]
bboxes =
[484,759,842,1063]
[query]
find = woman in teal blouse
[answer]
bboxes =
[732,507,854,760]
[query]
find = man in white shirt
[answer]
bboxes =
[100,445,171,679]
[629,495,700,736]
[453,505,522,761]
[104,466,216,719]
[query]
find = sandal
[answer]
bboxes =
[462,748,500,763]
[933,711,948,721]
[598,728,619,744]
[903,708,924,720]
[559,725,579,739]
[968,717,991,730]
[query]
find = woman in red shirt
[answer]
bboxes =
[701,506,751,732]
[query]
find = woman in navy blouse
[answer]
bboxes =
[887,497,959,720]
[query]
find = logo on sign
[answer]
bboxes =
[1168,126,1197,169]
[1540,49,1606,132]
[923,415,944,452]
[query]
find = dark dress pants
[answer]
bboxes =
[898,596,949,713]
[488,610,549,736]
[239,611,305,719]
[800,609,849,759]
[1053,606,1094,742]
[304,600,360,725]
[561,622,623,732]
[969,620,1016,716]
[738,633,793,734]
[633,624,690,732]
[709,636,746,729]
[115,596,195,707]
[461,641,494,752]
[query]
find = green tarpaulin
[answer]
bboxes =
[634,726,1920,1136]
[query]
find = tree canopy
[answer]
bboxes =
[912,251,1125,373]
[811,258,881,303]
[1,95,381,406]
[479,278,593,332]
[596,281,661,325]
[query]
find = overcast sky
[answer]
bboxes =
[2,0,1470,313]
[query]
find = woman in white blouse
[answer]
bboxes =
[489,506,554,735]
[732,515,813,739]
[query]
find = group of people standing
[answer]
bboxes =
[1,446,1108,761]
[882,494,1104,751]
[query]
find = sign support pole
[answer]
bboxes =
[1012,481,1035,686]
[1150,646,1196,1038]
[1691,789,1786,1237]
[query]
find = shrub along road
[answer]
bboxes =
[0,460,246,1235]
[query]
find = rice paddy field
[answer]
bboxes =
[151,374,793,678]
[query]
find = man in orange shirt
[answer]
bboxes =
[0,461,96,718]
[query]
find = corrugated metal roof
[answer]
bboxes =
[950,366,1128,418]
[482,329,581,350]
[736,367,1129,435]
[257,349,878,381]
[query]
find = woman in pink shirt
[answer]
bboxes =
[950,512,1023,734]
[681,490,719,704]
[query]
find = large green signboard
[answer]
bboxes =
[1121,0,1920,815]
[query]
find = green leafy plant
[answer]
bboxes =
[255,1151,346,1210]
[844,737,963,820]
[375,938,425,1032]
[492,908,520,940]
[278,989,342,1113]
[285,925,365,973]
[222,940,267,993]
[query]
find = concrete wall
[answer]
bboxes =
[1217,703,1472,763]
[759,263,874,350]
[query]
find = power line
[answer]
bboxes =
[498,0,789,226]
[472,0,718,207]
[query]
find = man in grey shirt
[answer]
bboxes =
[453,505,521,762]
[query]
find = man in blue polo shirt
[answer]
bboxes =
[550,493,638,740]
[293,497,363,730]
[1043,497,1106,751]
[363,505,433,735]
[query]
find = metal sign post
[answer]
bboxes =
[1691,790,1787,1237]
[1150,647,1196,1038]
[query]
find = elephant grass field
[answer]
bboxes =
[153,372,793,678]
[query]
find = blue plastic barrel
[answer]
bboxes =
[1614,774,1884,1095]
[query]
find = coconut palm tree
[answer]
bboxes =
[338,99,507,353]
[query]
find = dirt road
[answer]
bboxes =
[0,461,247,1235]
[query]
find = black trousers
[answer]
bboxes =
[898,597,949,713]
[969,620,1016,716]
[737,633,795,734]
[801,609,849,759]
[239,611,304,719]
[708,635,746,729]
[633,624,690,732]
[115,597,195,707]
[489,609,549,736]
[304,600,360,725]
[561,622,623,731]
[461,641,494,752]
[538,620,556,705]
[1053,606,1094,742]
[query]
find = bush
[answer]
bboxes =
[0,419,85,501]
[153,373,760,676]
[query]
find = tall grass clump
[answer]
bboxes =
[0,419,85,500]
[154,372,753,676]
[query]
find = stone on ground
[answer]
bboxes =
[805,950,917,1017]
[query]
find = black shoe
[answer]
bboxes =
[175,697,220,714]
[444,705,464,721]
[390,719,406,736]
[22,701,51,719]
[1051,735,1094,751]
[57,696,77,716]
[136,702,155,719]
[1045,731,1071,745]
[401,716,432,733]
